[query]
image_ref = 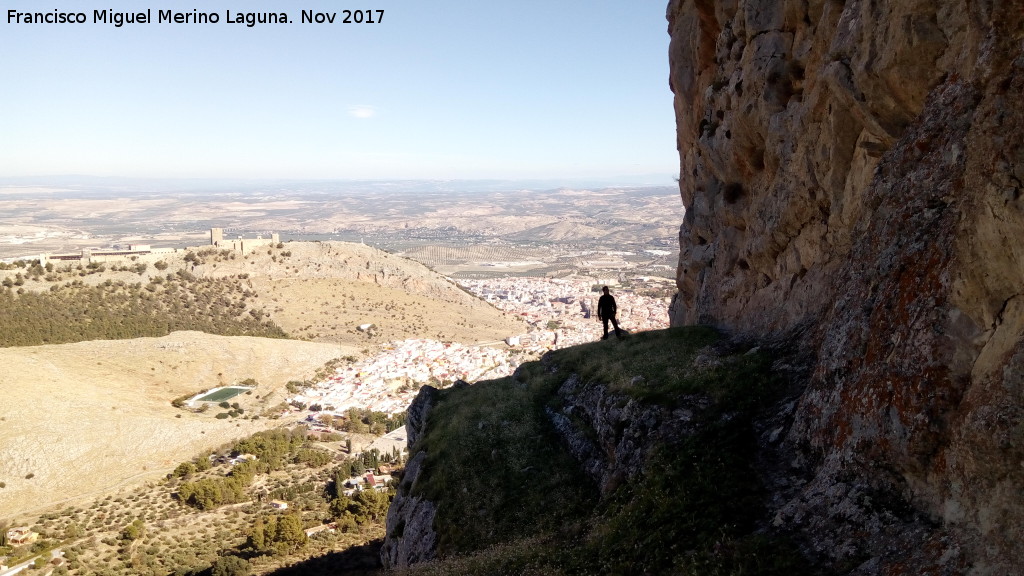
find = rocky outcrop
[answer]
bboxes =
[403,384,438,449]
[380,386,439,569]
[668,0,1024,572]
[380,451,437,568]
[546,372,706,495]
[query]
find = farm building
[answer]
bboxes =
[6,527,38,545]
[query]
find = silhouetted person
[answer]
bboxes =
[597,286,622,340]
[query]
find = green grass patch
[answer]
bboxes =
[391,536,565,576]
[415,376,598,557]
[541,325,727,399]
[402,326,811,575]
[578,418,806,575]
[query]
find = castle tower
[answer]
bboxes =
[211,228,224,246]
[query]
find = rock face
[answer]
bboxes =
[668,0,1024,572]
[546,372,705,495]
[381,386,439,569]
[380,451,438,568]
[403,384,438,449]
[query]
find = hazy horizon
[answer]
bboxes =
[0,174,679,194]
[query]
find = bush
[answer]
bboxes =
[246,512,307,556]
[120,519,145,541]
[211,555,251,576]
[174,462,197,478]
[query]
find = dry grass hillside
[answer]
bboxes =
[191,241,526,345]
[1,240,525,347]
[0,332,358,520]
[0,241,527,522]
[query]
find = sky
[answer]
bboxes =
[1,1,679,184]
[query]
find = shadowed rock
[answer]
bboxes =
[668,0,1024,571]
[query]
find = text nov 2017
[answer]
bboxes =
[300,10,383,24]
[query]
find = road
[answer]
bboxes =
[0,549,62,576]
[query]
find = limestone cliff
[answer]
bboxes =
[668,0,1024,572]
[380,386,439,569]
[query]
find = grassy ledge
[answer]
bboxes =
[395,326,810,576]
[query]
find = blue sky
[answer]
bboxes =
[1,1,678,183]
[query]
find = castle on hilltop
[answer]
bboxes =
[210,228,280,254]
[30,227,280,266]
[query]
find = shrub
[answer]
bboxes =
[120,519,145,541]
[173,462,197,478]
[211,555,251,576]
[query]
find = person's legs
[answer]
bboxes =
[611,316,622,337]
[602,317,610,339]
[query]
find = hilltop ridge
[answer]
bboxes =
[193,240,527,346]
[0,240,527,348]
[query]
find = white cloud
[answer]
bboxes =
[348,105,377,119]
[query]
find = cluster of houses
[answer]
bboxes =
[261,468,392,541]
[277,279,671,450]
[291,338,519,416]
[459,276,672,348]
[339,469,393,497]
